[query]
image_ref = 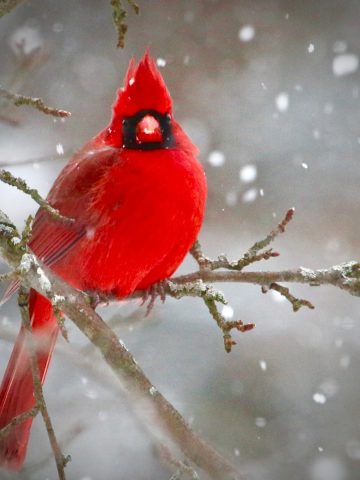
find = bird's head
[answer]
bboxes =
[106,51,175,150]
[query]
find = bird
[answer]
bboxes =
[0,50,207,470]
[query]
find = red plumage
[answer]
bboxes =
[0,51,207,469]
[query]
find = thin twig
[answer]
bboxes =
[0,405,40,440]
[21,214,34,245]
[168,280,254,352]
[110,0,139,48]
[18,288,69,480]
[22,422,83,475]
[53,305,69,342]
[247,208,295,256]
[0,0,26,17]
[262,283,315,312]
[204,295,255,353]
[190,210,294,273]
[0,169,74,224]
[0,86,71,118]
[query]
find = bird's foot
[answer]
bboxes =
[87,291,110,308]
[141,280,167,316]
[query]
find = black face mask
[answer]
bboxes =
[122,109,174,150]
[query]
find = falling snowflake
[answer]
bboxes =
[275,92,289,112]
[238,25,255,42]
[242,188,258,203]
[56,143,64,155]
[259,360,267,371]
[156,57,167,67]
[308,43,315,53]
[333,54,359,77]
[313,392,327,404]
[222,305,234,320]
[207,150,226,167]
[239,164,257,183]
[255,417,267,428]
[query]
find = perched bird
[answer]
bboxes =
[0,51,207,470]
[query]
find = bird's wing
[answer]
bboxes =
[1,143,119,304]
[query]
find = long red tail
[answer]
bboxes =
[0,289,59,470]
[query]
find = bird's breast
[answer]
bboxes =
[65,148,206,296]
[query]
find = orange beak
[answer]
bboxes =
[135,115,163,144]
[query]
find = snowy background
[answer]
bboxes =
[1,0,360,479]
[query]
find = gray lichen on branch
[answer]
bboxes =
[0,86,71,118]
[173,262,360,298]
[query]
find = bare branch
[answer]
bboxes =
[110,0,139,48]
[18,288,69,480]
[0,169,74,224]
[0,86,71,118]
[172,262,360,298]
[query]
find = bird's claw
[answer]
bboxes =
[141,280,167,316]
[87,291,110,308]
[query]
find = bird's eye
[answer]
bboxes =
[135,115,163,144]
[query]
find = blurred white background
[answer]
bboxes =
[1,1,360,479]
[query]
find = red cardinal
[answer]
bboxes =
[0,51,207,470]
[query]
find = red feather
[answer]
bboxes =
[0,291,58,470]
[0,51,207,469]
